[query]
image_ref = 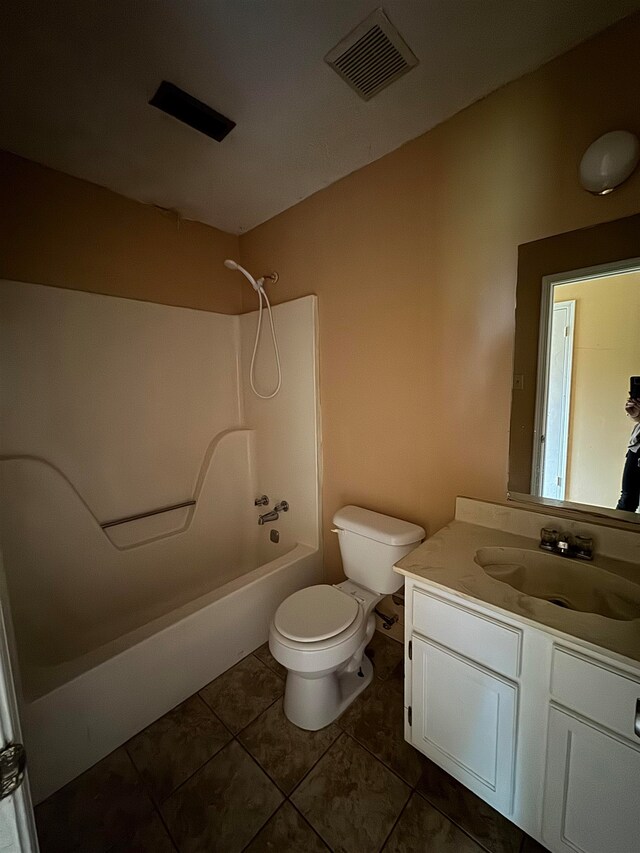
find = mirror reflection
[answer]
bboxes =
[534,267,639,512]
[509,237,640,521]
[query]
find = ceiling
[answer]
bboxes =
[1,1,638,234]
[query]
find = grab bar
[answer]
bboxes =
[100,500,196,529]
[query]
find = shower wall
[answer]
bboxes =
[0,280,320,699]
[240,295,321,559]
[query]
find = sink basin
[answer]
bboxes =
[474,547,640,621]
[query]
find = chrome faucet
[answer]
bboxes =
[258,509,279,525]
[258,500,289,525]
[539,527,594,561]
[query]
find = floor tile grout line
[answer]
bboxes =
[250,648,286,679]
[158,688,286,802]
[197,687,254,736]
[378,788,413,852]
[412,787,506,853]
[121,744,180,853]
[230,738,286,850]
[278,723,344,799]
[287,797,334,851]
[339,728,415,792]
[191,689,236,734]
[235,690,285,738]
[125,694,234,803]
[154,732,234,806]
[237,800,286,853]
[341,720,420,789]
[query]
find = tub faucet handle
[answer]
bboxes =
[254,495,269,507]
[274,500,289,513]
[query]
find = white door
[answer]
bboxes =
[0,557,39,852]
[540,300,575,500]
[542,707,640,853]
[410,636,517,814]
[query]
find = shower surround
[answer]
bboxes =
[0,280,321,801]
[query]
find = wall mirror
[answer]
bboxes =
[508,213,640,524]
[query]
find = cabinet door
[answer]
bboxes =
[542,707,640,853]
[411,636,517,814]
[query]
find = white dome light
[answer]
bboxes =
[579,131,640,195]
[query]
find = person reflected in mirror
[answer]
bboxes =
[616,396,640,512]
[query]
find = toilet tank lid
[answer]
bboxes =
[332,505,425,546]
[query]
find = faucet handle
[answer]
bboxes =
[574,534,594,561]
[540,527,559,551]
[254,495,269,507]
[274,500,289,513]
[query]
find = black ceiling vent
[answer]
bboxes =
[149,81,235,142]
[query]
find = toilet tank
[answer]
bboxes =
[332,505,425,595]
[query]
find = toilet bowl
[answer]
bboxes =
[269,505,424,730]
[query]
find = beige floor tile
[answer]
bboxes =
[35,748,154,853]
[108,811,176,852]
[240,697,340,793]
[244,801,330,852]
[161,739,283,853]
[253,642,287,679]
[383,793,483,852]
[366,630,405,681]
[291,733,410,853]
[339,676,422,785]
[127,694,231,801]
[199,654,284,733]
[416,760,523,853]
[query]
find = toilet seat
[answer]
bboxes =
[274,584,359,642]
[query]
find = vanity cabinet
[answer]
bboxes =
[404,581,640,853]
[542,707,640,853]
[411,636,517,813]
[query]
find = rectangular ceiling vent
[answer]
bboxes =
[149,81,235,142]
[325,8,418,101]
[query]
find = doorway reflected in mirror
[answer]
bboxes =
[533,266,640,512]
[508,213,640,524]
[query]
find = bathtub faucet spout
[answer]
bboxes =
[258,509,280,525]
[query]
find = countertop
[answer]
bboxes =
[394,520,640,667]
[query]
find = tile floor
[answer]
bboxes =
[35,631,549,853]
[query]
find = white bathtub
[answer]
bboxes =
[22,542,322,803]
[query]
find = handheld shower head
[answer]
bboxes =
[221,259,282,399]
[223,258,259,291]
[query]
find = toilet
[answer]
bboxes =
[269,505,425,730]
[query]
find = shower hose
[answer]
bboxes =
[250,285,282,399]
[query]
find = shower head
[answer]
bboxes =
[223,258,259,291]
[223,259,279,291]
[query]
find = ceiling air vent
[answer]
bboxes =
[325,8,418,101]
[149,81,235,142]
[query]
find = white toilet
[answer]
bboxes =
[269,505,425,730]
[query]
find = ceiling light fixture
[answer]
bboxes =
[579,130,640,195]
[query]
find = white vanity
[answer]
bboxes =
[395,498,640,853]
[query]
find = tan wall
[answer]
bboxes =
[0,151,241,313]
[239,14,640,581]
[554,272,640,508]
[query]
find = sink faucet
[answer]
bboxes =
[539,528,594,561]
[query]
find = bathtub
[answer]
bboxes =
[22,542,322,803]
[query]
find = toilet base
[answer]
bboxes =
[283,654,374,731]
